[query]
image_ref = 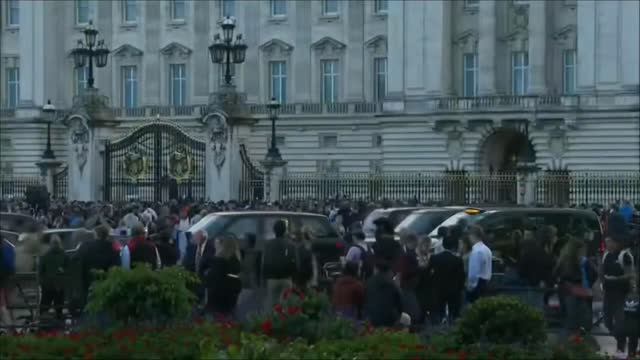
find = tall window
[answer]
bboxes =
[169,64,187,106]
[122,0,137,23]
[511,51,529,95]
[270,61,287,104]
[171,0,186,20]
[222,0,234,17]
[321,60,339,103]
[463,53,478,97]
[121,66,138,108]
[563,49,577,94]
[271,0,286,17]
[374,0,388,13]
[75,67,88,95]
[5,68,19,108]
[76,0,90,25]
[7,0,19,26]
[323,0,339,15]
[374,57,387,101]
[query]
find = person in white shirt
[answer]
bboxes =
[466,225,492,303]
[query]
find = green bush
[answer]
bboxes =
[247,288,358,343]
[85,265,198,324]
[454,296,547,346]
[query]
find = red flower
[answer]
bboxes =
[283,288,293,299]
[287,306,301,316]
[63,347,74,355]
[415,344,426,350]
[457,351,467,360]
[274,304,283,313]
[17,344,31,352]
[572,335,583,345]
[83,351,93,360]
[222,336,234,346]
[411,356,420,360]
[195,316,205,325]
[260,319,273,334]
[336,242,344,249]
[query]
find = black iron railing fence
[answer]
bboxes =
[0,176,41,200]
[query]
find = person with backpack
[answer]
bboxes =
[602,230,637,358]
[0,237,16,328]
[262,220,296,312]
[345,230,373,280]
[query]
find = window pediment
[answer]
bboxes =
[112,44,144,58]
[552,25,577,43]
[260,39,294,58]
[365,35,387,54]
[160,42,192,59]
[502,26,528,51]
[454,29,478,52]
[311,36,346,57]
[0,55,19,68]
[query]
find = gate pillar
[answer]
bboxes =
[203,87,257,202]
[63,90,120,201]
[516,162,541,206]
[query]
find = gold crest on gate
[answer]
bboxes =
[169,146,193,184]
[124,147,149,182]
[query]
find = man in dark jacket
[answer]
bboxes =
[262,220,296,312]
[363,260,404,327]
[129,224,158,269]
[428,234,465,324]
[79,226,120,305]
[39,235,69,320]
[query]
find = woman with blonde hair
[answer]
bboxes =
[206,233,242,317]
[554,237,596,338]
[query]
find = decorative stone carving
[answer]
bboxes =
[202,112,229,173]
[67,116,91,174]
[503,4,529,51]
[168,145,193,184]
[311,36,346,57]
[63,88,114,125]
[260,39,294,58]
[548,127,568,159]
[160,42,192,59]
[112,44,144,58]
[446,129,464,159]
[207,88,248,119]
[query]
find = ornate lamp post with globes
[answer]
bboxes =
[70,21,110,89]
[209,17,247,87]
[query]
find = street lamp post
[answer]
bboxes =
[266,97,282,161]
[209,17,247,86]
[36,99,62,197]
[70,21,110,89]
[260,97,287,202]
[42,100,56,159]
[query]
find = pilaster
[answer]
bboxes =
[478,0,497,95]
[528,0,547,94]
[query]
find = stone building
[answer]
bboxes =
[0,0,638,202]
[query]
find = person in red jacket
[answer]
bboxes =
[332,262,364,320]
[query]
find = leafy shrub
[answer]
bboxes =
[85,265,198,324]
[454,296,547,346]
[248,288,358,343]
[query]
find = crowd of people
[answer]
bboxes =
[0,198,638,357]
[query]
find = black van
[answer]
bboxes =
[187,211,343,266]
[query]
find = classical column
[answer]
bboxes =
[385,0,404,101]
[528,0,547,94]
[577,0,596,91]
[18,0,34,107]
[478,0,497,95]
[621,0,640,90]
[424,0,452,96]
[344,0,365,102]
[405,0,426,96]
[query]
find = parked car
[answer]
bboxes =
[188,211,344,267]
[362,207,428,243]
[0,213,42,234]
[429,207,604,258]
[392,207,467,244]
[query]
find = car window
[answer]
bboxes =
[223,217,259,242]
[387,210,416,228]
[363,210,385,237]
[427,211,475,237]
[263,216,291,241]
[299,217,338,239]
[188,215,231,239]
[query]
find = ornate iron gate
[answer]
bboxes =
[238,144,264,202]
[104,122,206,202]
[53,167,68,199]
